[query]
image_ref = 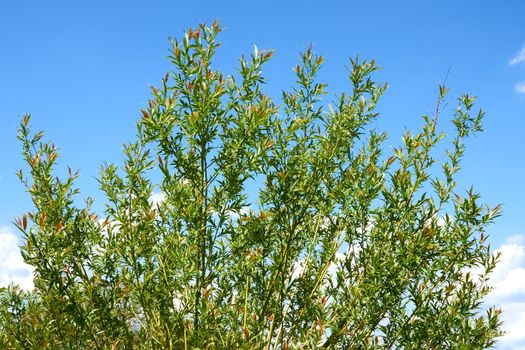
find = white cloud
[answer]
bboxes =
[0,225,34,290]
[485,234,525,349]
[509,46,525,66]
[515,82,525,95]
[498,304,525,350]
[149,191,166,209]
[224,206,252,221]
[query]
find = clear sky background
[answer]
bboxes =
[1,1,524,348]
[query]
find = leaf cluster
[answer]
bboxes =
[0,22,502,349]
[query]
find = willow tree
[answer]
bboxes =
[0,22,502,349]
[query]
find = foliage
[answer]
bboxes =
[0,22,502,349]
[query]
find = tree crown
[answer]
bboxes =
[1,22,502,349]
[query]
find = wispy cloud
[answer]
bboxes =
[515,82,525,95]
[509,46,525,66]
[0,226,34,290]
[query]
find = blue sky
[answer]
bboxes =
[1,1,524,347]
